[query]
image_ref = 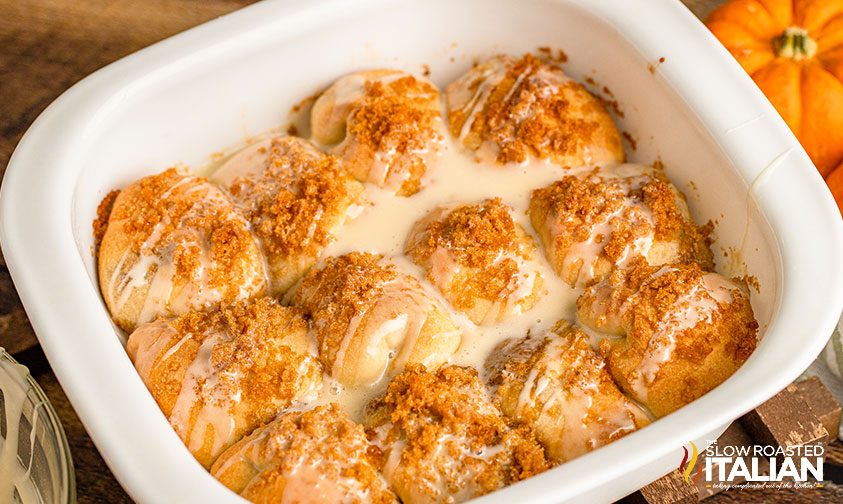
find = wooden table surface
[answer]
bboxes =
[2,1,839,503]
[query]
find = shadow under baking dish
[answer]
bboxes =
[3,0,841,503]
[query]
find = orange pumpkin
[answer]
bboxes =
[707,0,843,177]
[827,162,843,215]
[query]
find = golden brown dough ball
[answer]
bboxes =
[576,260,758,417]
[366,365,549,504]
[98,168,266,332]
[126,297,321,468]
[485,320,649,463]
[406,198,544,324]
[445,54,623,167]
[529,164,712,288]
[292,252,461,388]
[212,136,363,295]
[211,404,396,504]
[311,69,444,196]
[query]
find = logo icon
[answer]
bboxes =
[679,441,699,483]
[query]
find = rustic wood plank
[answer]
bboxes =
[741,383,829,449]
[797,377,843,438]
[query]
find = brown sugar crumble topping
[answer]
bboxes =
[407,199,540,314]
[348,77,440,157]
[532,171,713,271]
[410,198,524,268]
[109,168,262,302]
[92,189,120,250]
[367,365,549,501]
[293,252,400,369]
[486,322,649,462]
[211,404,395,503]
[164,297,317,419]
[449,54,613,165]
[227,137,358,259]
[339,75,443,196]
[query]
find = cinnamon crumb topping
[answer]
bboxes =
[529,169,713,286]
[108,168,263,302]
[228,137,358,259]
[407,199,542,318]
[293,252,399,369]
[93,189,119,250]
[295,252,398,318]
[610,261,756,365]
[410,199,524,268]
[347,76,440,155]
[447,54,621,166]
[315,71,443,195]
[211,404,395,503]
[166,297,316,417]
[486,322,649,462]
[367,365,548,501]
[126,296,320,467]
[578,260,758,416]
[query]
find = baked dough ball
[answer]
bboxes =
[292,252,462,387]
[98,168,267,332]
[126,297,321,468]
[445,54,623,167]
[211,404,396,504]
[311,69,444,196]
[366,365,549,504]
[406,198,544,324]
[576,260,758,417]
[485,320,649,463]
[529,164,712,288]
[212,136,363,295]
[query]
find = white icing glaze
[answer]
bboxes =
[169,331,237,455]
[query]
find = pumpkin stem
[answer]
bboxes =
[774,26,818,61]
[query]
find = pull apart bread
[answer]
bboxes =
[98,168,267,332]
[577,260,758,417]
[292,252,462,387]
[212,136,363,295]
[126,297,321,467]
[529,164,712,288]
[311,69,444,196]
[445,54,624,167]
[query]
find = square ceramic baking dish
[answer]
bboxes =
[2,0,843,502]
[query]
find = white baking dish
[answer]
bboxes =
[2,0,842,502]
